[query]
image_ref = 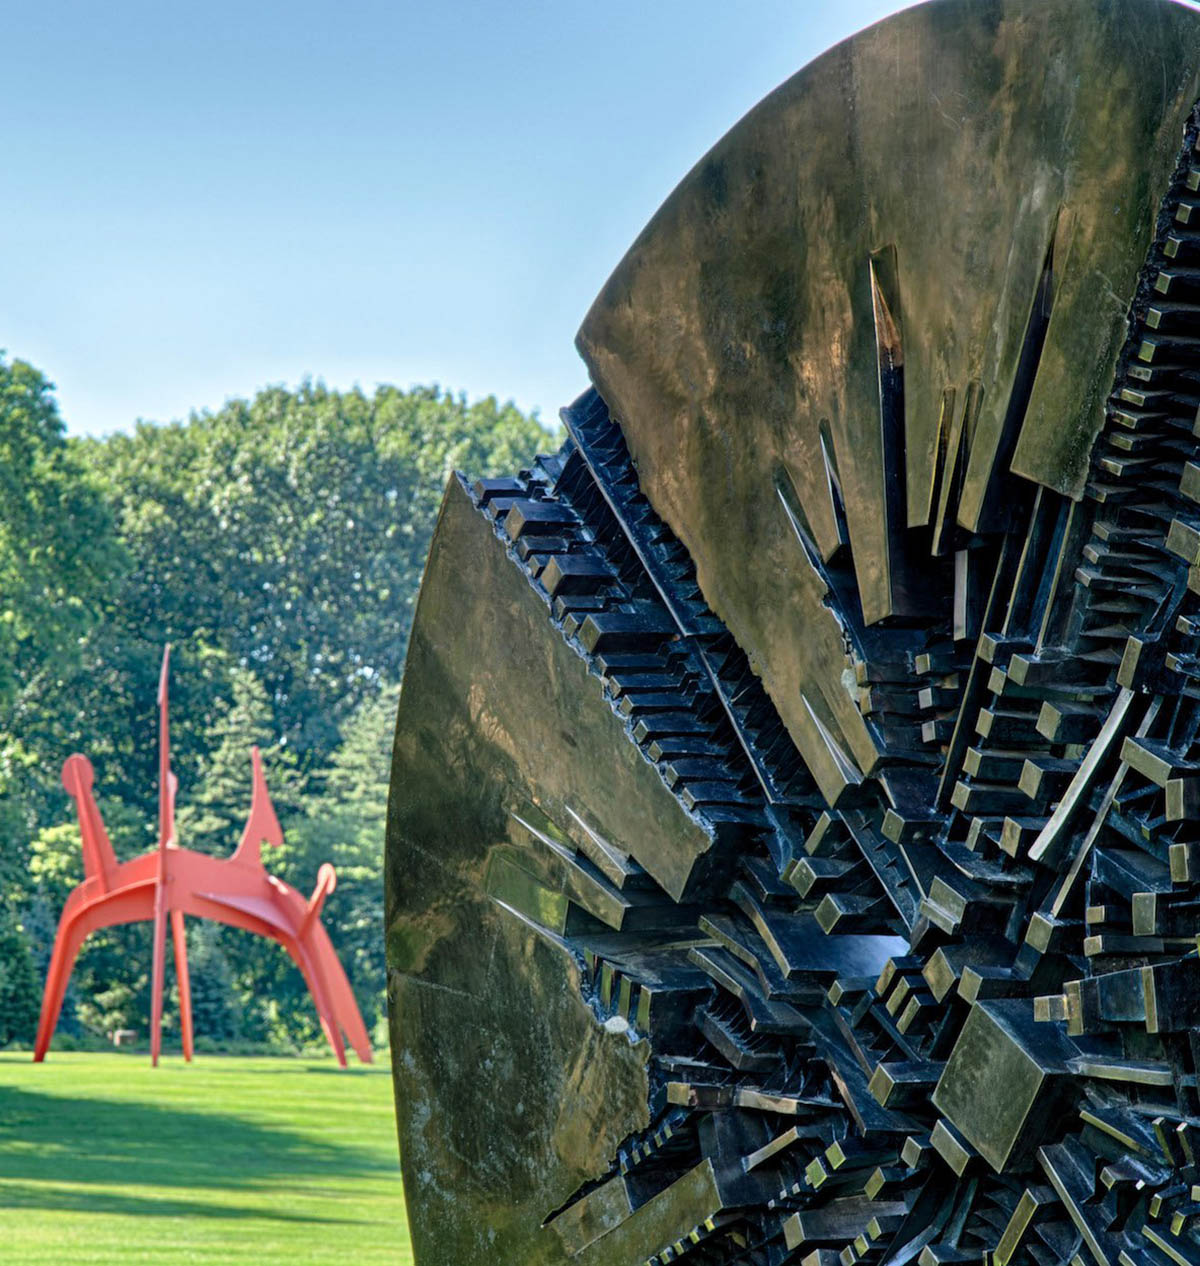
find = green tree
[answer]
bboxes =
[176,665,299,857]
[186,922,241,1043]
[0,355,122,709]
[0,911,41,1046]
[76,975,139,1041]
[0,355,124,905]
[76,382,553,773]
[273,682,400,1034]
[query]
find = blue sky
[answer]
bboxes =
[2,1,1192,437]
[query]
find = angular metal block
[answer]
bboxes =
[932,1000,1076,1173]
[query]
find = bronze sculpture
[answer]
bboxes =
[386,1,1200,1261]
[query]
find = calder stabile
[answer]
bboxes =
[35,647,371,1068]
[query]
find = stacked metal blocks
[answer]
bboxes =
[386,2,1200,1262]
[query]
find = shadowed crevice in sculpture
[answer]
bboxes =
[868,244,915,617]
[964,219,1059,537]
[931,381,982,556]
[817,419,850,554]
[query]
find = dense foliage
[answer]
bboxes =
[0,356,553,1050]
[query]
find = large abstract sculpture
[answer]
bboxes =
[387,0,1200,1262]
[36,647,371,1068]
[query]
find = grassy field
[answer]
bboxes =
[0,1051,412,1265]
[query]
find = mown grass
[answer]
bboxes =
[0,1051,412,1265]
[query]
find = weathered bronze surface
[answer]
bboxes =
[387,1,1200,1262]
[388,482,659,1263]
[578,0,1200,786]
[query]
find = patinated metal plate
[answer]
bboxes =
[578,0,1200,789]
[388,2,1200,1263]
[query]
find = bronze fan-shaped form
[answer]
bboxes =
[386,2,1200,1262]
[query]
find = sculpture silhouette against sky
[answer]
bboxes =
[35,646,371,1068]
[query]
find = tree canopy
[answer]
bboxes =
[0,357,121,710]
[0,360,555,1049]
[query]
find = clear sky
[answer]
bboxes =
[2,1,1194,437]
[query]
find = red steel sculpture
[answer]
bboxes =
[34,647,372,1068]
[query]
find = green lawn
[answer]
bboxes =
[0,1051,413,1265]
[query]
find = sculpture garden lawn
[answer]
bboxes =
[0,1051,410,1264]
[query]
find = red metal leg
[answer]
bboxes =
[311,926,374,1064]
[287,934,348,1068]
[149,884,168,1067]
[33,912,89,1062]
[171,910,193,1062]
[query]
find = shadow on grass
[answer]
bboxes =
[292,1065,386,1076]
[149,1062,384,1076]
[0,1083,395,1220]
[0,1182,373,1224]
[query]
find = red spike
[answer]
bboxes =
[61,755,118,887]
[157,644,173,851]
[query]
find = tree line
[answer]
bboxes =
[0,353,552,1051]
